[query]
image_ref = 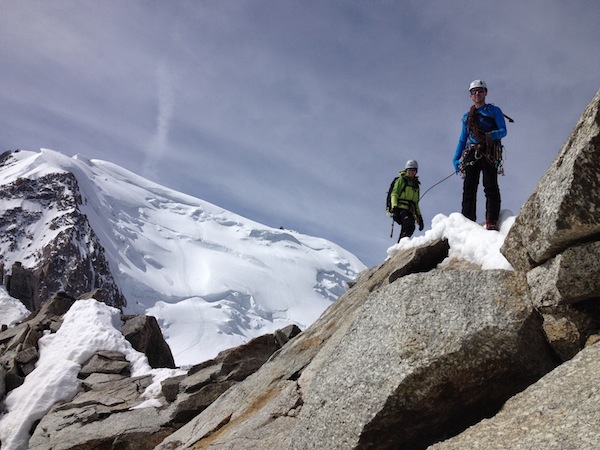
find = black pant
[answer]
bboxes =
[461,157,500,223]
[393,208,416,242]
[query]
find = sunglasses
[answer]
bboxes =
[470,88,485,95]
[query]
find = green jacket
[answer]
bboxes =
[390,171,421,216]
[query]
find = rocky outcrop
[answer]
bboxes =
[500,88,600,271]
[388,238,449,282]
[26,325,300,450]
[1,287,301,449]
[0,168,126,310]
[29,367,170,450]
[500,89,600,363]
[162,324,300,425]
[4,262,36,312]
[122,315,176,369]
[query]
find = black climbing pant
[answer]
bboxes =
[393,208,416,242]
[461,157,500,224]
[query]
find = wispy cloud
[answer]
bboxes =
[143,61,175,180]
[1,0,599,266]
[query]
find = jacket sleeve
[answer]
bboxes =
[453,114,468,162]
[489,106,507,141]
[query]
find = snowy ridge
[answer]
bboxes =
[0,149,366,366]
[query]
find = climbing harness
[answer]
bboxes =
[459,141,505,178]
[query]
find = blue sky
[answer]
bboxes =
[1,0,599,267]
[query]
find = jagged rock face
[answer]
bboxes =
[25,323,300,450]
[0,291,176,399]
[501,88,600,272]
[5,262,35,311]
[499,90,600,364]
[28,369,167,450]
[526,241,600,309]
[0,168,125,310]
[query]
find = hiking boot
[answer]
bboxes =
[486,220,499,231]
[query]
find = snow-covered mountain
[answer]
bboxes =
[0,148,366,366]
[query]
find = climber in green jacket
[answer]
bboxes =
[390,160,424,242]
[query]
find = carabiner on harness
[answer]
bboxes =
[458,144,481,178]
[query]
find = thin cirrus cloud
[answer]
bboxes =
[0,0,599,267]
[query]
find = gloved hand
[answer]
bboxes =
[417,215,424,231]
[453,159,461,173]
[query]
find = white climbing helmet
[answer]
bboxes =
[469,79,487,91]
[405,160,418,171]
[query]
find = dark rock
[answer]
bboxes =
[79,351,131,378]
[15,346,38,365]
[388,238,450,283]
[6,262,37,312]
[0,365,5,399]
[161,374,187,403]
[430,342,600,450]
[3,369,24,392]
[274,324,301,347]
[122,315,176,369]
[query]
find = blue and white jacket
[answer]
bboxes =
[453,103,507,166]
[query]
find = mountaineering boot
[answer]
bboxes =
[486,220,499,231]
[397,232,411,243]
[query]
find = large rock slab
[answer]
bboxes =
[30,403,173,450]
[429,341,600,450]
[157,269,556,450]
[501,89,600,271]
[526,241,600,308]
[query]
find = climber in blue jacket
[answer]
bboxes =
[453,80,507,230]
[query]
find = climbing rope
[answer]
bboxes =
[419,171,456,201]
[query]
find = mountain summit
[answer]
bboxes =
[0,149,365,365]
